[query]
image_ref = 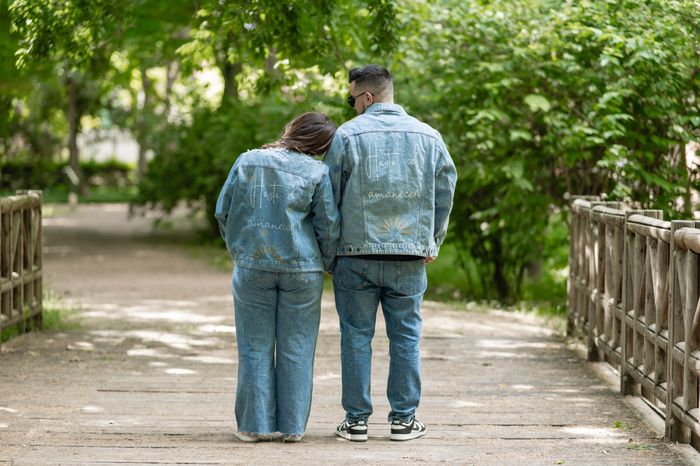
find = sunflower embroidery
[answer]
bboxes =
[380,217,414,236]
[251,246,285,262]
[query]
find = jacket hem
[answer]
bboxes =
[233,256,324,273]
[337,243,436,257]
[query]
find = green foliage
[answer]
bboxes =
[10,0,128,69]
[137,89,347,235]
[4,0,700,309]
[1,158,133,191]
[133,0,398,234]
[424,242,471,301]
[0,325,18,343]
[398,0,700,302]
[180,0,398,75]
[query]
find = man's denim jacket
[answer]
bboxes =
[215,148,340,272]
[324,103,457,257]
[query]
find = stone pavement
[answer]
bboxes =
[0,204,696,465]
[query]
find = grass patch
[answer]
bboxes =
[0,326,19,344]
[1,291,80,344]
[424,241,568,321]
[613,420,633,430]
[626,444,653,451]
[179,238,232,272]
[425,242,470,301]
[42,293,81,332]
[508,302,567,335]
[2,186,138,204]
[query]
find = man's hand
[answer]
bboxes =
[424,256,436,264]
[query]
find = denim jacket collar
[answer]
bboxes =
[364,102,407,116]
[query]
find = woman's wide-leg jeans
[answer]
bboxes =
[232,265,323,435]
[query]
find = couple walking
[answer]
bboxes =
[215,65,457,443]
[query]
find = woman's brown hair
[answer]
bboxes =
[263,112,336,155]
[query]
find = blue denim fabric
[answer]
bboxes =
[324,103,457,257]
[216,148,340,272]
[232,265,323,435]
[333,256,426,422]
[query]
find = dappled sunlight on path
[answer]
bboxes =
[0,204,695,465]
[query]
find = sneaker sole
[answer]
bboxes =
[335,431,368,442]
[233,432,260,443]
[390,430,427,441]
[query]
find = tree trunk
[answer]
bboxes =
[217,32,242,107]
[136,69,152,181]
[264,49,279,78]
[221,61,242,106]
[66,73,83,198]
[491,236,510,301]
[683,143,694,216]
[163,60,179,117]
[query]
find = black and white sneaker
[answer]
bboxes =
[336,419,368,442]
[390,417,427,441]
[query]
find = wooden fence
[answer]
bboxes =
[0,190,43,339]
[569,195,700,448]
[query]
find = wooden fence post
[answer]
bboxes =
[0,190,43,346]
[621,210,663,396]
[568,196,599,338]
[0,203,3,339]
[20,190,43,330]
[665,220,696,443]
[587,201,622,361]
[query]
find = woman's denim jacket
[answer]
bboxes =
[215,148,340,272]
[324,103,457,257]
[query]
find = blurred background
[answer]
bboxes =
[1,0,699,313]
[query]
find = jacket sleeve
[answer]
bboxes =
[214,159,241,244]
[311,168,341,272]
[323,131,348,208]
[434,139,457,251]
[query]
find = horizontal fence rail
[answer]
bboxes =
[0,190,43,340]
[568,195,700,449]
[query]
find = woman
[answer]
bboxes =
[215,112,340,443]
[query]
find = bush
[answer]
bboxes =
[398,0,700,302]
[0,158,133,192]
[137,92,347,236]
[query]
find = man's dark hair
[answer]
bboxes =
[348,65,392,93]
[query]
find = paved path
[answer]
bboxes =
[0,204,696,465]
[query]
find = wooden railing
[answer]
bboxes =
[0,190,43,339]
[569,195,700,447]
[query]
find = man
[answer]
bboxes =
[325,65,457,442]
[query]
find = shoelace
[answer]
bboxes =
[341,420,365,429]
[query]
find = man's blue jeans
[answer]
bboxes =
[333,256,427,423]
[232,265,323,435]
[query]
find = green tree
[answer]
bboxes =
[108,1,195,180]
[1,0,67,190]
[10,0,131,193]
[398,0,700,301]
[138,0,399,235]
